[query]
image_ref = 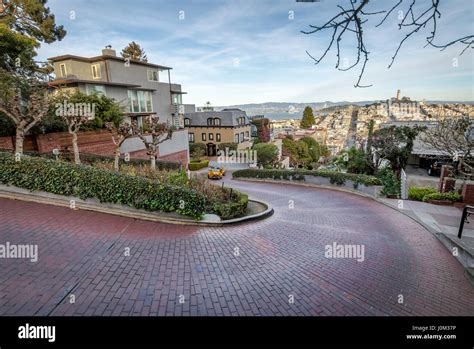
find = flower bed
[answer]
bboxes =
[0,152,247,220]
[212,190,249,220]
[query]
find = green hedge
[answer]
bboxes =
[422,192,461,203]
[188,159,209,171]
[315,170,382,186]
[7,149,182,171]
[232,169,382,187]
[408,186,437,201]
[376,167,400,197]
[217,142,238,151]
[212,190,248,220]
[0,152,206,219]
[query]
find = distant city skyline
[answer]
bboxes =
[39,0,474,105]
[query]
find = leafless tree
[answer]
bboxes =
[0,90,49,155]
[105,121,134,171]
[135,117,173,170]
[421,116,474,172]
[302,0,473,87]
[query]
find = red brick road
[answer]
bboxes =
[1,180,473,316]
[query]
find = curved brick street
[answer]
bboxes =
[1,180,473,316]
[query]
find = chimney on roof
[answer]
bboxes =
[102,45,116,57]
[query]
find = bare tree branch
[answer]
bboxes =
[302,0,372,88]
[303,0,473,87]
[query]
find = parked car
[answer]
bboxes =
[428,161,451,176]
[207,166,225,179]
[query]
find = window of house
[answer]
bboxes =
[59,63,67,78]
[235,133,239,143]
[202,133,206,141]
[216,133,221,142]
[86,84,106,96]
[245,131,249,139]
[214,118,221,126]
[144,91,153,112]
[207,118,213,126]
[240,132,244,142]
[209,133,214,140]
[188,132,195,143]
[128,90,139,112]
[184,118,190,126]
[91,64,101,79]
[172,94,182,105]
[128,90,153,113]
[147,70,159,81]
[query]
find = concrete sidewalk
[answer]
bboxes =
[380,198,474,284]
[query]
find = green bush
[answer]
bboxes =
[188,159,209,171]
[232,169,382,187]
[20,150,182,171]
[189,143,206,160]
[377,167,400,197]
[0,152,206,219]
[252,143,279,168]
[0,113,16,137]
[422,192,461,202]
[408,186,437,201]
[212,190,248,220]
[217,143,238,151]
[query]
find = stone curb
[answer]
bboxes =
[0,184,273,227]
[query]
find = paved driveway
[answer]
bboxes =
[1,179,473,316]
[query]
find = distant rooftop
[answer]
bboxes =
[185,109,249,127]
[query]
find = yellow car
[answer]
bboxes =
[207,166,225,179]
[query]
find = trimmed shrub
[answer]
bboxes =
[20,150,182,171]
[188,159,209,171]
[189,143,206,160]
[212,190,248,220]
[0,152,206,219]
[422,192,461,203]
[232,169,381,187]
[408,186,437,201]
[377,167,400,197]
[252,143,279,168]
[217,143,238,151]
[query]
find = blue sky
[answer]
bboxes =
[38,0,474,105]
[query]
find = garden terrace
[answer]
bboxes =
[0,152,247,220]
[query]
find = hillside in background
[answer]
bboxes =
[213,100,474,118]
